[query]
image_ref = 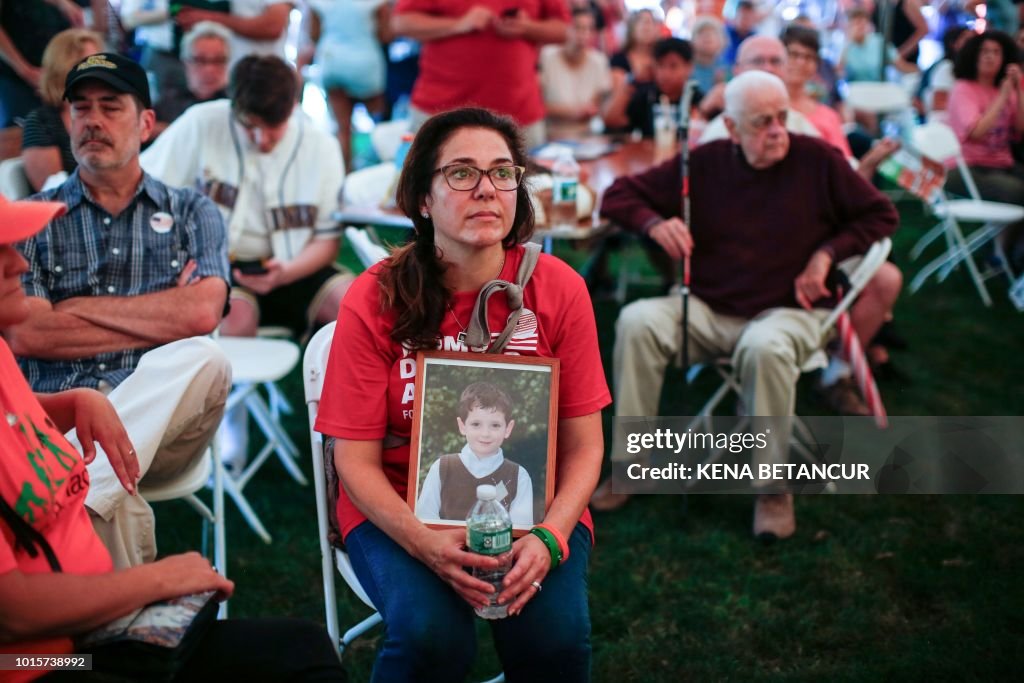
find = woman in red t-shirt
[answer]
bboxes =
[316,107,610,681]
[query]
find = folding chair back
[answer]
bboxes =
[0,157,30,199]
[821,238,893,334]
[370,119,410,163]
[140,446,226,617]
[906,122,1024,305]
[910,121,983,200]
[303,322,382,656]
[845,82,912,115]
[344,226,390,268]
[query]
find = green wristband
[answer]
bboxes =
[529,527,563,570]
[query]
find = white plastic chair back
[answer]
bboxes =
[370,119,410,162]
[911,121,982,201]
[0,157,30,199]
[304,322,379,650]
[846,82,911,114]
[910,121,959,163]
[344,227,390,268]
[821,238,893,334]
[341,162,398,206]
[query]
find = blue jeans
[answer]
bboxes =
[346,521,593,683]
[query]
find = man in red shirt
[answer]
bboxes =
[392,0,569,149]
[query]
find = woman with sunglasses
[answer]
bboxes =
[315,107,609,682]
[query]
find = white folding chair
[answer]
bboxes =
[303,321,382,657]
[341,162,399,208]
[139,445,228,616]
[215,336,306,544]
[685,239,892,473]
[907,122,1024,306]
[0,157,30,199]
[370,119,410,163]
[845,81,912,116]
[344,226,390,268]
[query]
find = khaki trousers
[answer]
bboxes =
[67,337,232,569]
[613,293,828,464]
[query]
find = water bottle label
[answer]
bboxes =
[468,527,512,555]
[552,178,578,203]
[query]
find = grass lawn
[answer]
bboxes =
[156,196,1024,681]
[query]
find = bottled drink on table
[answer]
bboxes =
[550,148,580,231]
[466,484,513,619]
[394,132,414,169]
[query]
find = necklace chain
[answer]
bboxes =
[446,251,506,345]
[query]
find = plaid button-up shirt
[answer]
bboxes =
[17,169,230,393]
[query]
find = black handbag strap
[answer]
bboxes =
[0,495,62,573]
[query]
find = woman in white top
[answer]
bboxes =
[539,7,612,140]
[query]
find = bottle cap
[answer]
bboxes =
[476,484,497,501]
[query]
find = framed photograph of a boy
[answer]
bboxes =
[407,351,559,535]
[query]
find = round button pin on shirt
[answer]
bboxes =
[150,212,174,234]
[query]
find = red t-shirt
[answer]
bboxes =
[315,246,611,540]
[0,340,114,681]
[395,0,569,126]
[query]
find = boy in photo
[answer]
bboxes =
[417,382,535,525]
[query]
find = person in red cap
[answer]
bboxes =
[6,52,232,570]
[0,192,346,683]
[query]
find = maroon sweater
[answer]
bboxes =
[600,135,899,318]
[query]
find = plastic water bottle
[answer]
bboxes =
[394,133,414,169]
[550,149,580,231]
[466,484,513,619]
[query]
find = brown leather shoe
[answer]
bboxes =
[590,477,631,512]
[817,377,871,417]
[753,493,796,541]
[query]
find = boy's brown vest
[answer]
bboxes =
[437,454,520,521]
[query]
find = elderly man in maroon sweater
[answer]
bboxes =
[592,71,898,540]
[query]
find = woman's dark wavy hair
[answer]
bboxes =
[380,107,535,349]
[954,31,1019,84]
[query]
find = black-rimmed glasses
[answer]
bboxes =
[434,164,525,191]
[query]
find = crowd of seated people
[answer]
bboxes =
[1,2,1019,679]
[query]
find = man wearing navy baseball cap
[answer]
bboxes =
[7,52,233,571]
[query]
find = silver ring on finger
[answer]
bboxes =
[531,580,542,592]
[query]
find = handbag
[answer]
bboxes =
[0,496,217,682]
[76,591,218,682]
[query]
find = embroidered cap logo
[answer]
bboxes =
[77,55,118,71]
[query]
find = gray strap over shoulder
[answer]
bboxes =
[381,245,542,450]
[464,243,542,353]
